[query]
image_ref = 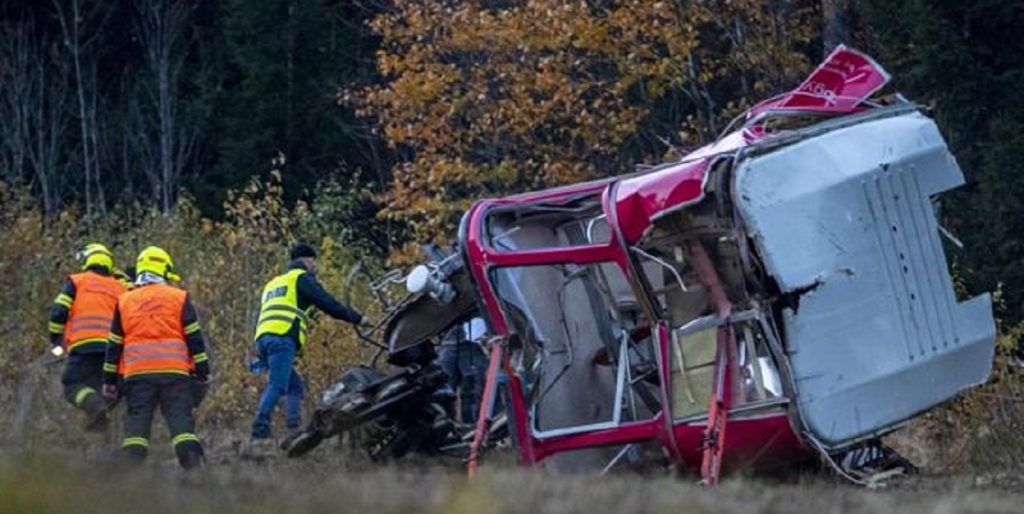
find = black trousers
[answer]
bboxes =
[121,375,204,469]
[60,351,106,415]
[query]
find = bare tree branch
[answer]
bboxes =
[134,0,194,212]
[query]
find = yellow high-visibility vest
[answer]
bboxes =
[254,269,314,345]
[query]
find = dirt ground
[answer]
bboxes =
[2,429,1023,514]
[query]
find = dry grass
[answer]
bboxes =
[2,451,1024,514]
[884,334,1024,477]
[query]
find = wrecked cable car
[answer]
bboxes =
[289,47,996,484]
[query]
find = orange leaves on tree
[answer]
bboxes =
[358,0,816,243]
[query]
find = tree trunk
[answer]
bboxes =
[0,23,31,186]
[53,0,114,225]
[136,0,191,212]
[72,0,94,223]
[54,0,103,227]
[87,64,106,213]
[31,47,70,224]
[822,0,851,53]
[2,19,70,225]
[286,1,296,165]
[160,51,174,212]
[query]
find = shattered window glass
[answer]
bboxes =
[489,262,659,433]
[485,193,608,251]
[670,316,784,421]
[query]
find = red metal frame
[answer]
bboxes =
[468,340,505,477]
[462,183,807,478]
[689,240,735,485]
[462,46,891,479]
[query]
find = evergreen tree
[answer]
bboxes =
[858,0,1024,320]
[206,0,385,211]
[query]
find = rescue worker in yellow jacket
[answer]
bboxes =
[102,247,210,469]
[48,243,126,431]
[250,243,363,440]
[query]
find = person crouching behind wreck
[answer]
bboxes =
[249,243,364,442]
[438,316,489,425]
[102,247,211,469]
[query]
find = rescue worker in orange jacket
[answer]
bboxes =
[49,243,127,431]
[102,246,210,469]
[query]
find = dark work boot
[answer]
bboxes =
[81,392,109,432]
[175,441,205,470]
[120,444,148,464]
[281,428,324,458]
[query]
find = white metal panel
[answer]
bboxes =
[734,111,996,447]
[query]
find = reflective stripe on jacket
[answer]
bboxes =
[119,283,192,377]
[254,269,314,346]
[66,272,126,351]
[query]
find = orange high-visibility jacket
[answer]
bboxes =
[118,283,193,378]
[66,272,126,351]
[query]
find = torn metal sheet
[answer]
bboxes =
[734,110,996,447]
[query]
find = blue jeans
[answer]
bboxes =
[438,342,488,424]
[250,334,305,438]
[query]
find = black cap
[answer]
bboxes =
[289,243,317,260]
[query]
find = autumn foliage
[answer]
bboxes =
[357,0,817,242]
[0,177,378,446]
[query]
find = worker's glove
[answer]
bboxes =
[190,374,211,408]
[48,345,66,358]
[102,384,119,401]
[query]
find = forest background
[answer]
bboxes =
[1,0,1022,456]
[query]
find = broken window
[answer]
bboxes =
[484,193,608,251]
[627,240,784,420]
[670,314,783,421]
[490,262,659,436]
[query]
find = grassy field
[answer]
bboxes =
[2,448,1023,514]
[3,371,1024,514]
[4,396,1024,514]
[3,351,1023,514]
[4,332,1023,514]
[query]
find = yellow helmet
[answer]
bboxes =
[136,246,181,282]
[77,243,114,273]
